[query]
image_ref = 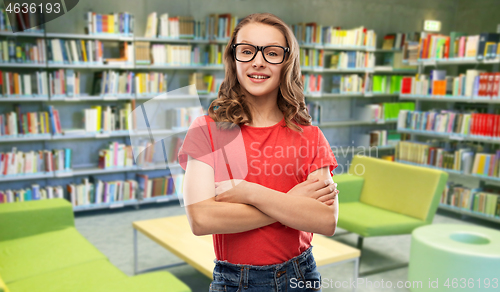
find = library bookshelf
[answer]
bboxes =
[396,49,500,224]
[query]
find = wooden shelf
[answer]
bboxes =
[46,33,133,41]
[438,203,500,224]
[319,119,397,127]
[397,128,500,144]
[400,94,500,104]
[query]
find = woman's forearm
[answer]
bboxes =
[184,156,277,236]
[186,197,277,236]
[246,183,337,236]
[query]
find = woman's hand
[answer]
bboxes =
[287,178,338,206]
[214,179,252,204]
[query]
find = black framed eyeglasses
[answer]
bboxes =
[232,43,289,64]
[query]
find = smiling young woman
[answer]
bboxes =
[178,13,339,292]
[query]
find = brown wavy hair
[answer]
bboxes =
[208,13,311,132]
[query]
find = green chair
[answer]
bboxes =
[0,199,191,292]
[408,224,500,291]
[334,156,448,276]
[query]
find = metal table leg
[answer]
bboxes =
[353,257,359,292]
[134,229,138,275]
[133,228,187,275]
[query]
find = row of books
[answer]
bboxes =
[149,44,224,66]
[403,32,500,61]
[134,41,150,64]
[397,110,471,135]
[303,74,323,94]
[400,70,482,97]
[331,74,365,94]
[2,141,159,177]
[1,105,60,136]
[51,69,82,96]
[137,173,184,199]
[382,102,415,120]
[166,106,205,129]
[84,104,133,133]
[1,147,71,176]
[400,69,500,98]
[189,73,218,94]
[0,179,136,206]
[397,141,474,173]
[0,69,208,98]
[85,11,134,35]
[442,183,500,217]
[206,14,239,40]
[0,185,64,204]
[150,44,189,65]
[398,110,500,138]
[48,38,103,63]
[463,72,500,98]
[397,141,500,181]
[94,71,164,96]
[0,39,46,63]
[97,142,135,169]
[135,72,169,95]
[354,102,414,122]
[144,13,203,39]
[328,51,374,69]
[0,172,183,206]
[291,24,376,48]
[68,178,138,206]
[136,41,224,66]
[311,75,403,96]
[354,130,402,147]
[382,32,420,50]
[300,48,323,68]
[0,71,49,96]
[372,75,403,94]
[144,13,238,40]
[0,8,44,32]
[92,70,135,96]
[306,102,321,124]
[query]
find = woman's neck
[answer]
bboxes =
[244,90,283,127]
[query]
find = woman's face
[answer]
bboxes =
[234,23,286,99]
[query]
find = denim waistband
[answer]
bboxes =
[212,246,316,287]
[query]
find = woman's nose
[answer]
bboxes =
[252,50,266,67]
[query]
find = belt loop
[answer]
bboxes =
[243,266,249,289]
[292,259,304,281]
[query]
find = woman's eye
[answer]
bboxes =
[242,50,253,55]
[267,52,278,57]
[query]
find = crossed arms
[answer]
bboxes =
[183,155,339,237]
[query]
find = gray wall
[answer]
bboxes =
[47,0,461,47]
[454,0,500,34]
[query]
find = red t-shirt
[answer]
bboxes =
[178,115,337,265]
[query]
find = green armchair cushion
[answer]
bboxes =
[0,227,106,283]
[338,202,428,237]
[348,156,448,223]
[0,275,9,292]
[0,199,74,242]
[333,174,364,203]
[7,260,126,292]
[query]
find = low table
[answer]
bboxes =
[133,215,360,290]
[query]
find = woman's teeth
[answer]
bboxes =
[249,75,269,79]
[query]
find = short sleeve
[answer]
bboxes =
[308,127,338,177]
[178,115,214,170]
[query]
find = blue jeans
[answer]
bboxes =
[209,246,322,292]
